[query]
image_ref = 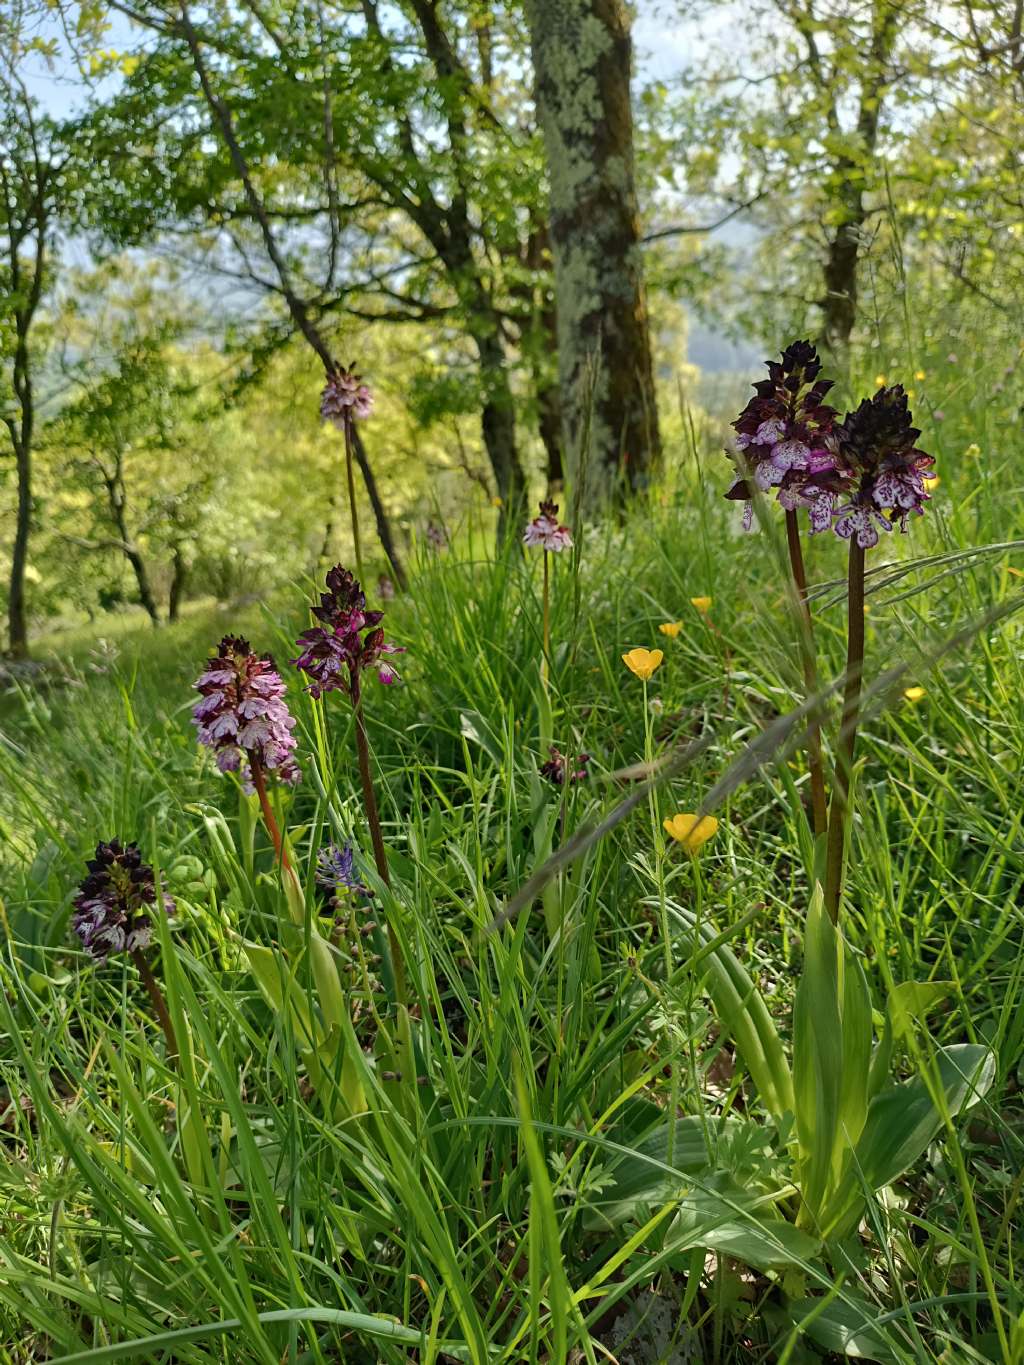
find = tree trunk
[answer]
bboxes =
[105,471,161,626]
[472,323,527,536]
[351,427,407,590]
[127,546,161,626]
[6,323,34,659]
[818,0,898,356]
[168,544,187,622]
[821,209,862,355]
[524,224,565,493]
[526,0,661,504]
[7,434,31,659]
[441,213,527,536]
[538,376,564,494]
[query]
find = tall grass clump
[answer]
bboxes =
[1,353,1022,1364]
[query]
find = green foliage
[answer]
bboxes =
[2,4,1024,1360]
[3,412,1023,1358]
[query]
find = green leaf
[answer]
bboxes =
[582,1116,718,1230]
[49,1306,487,1363]
[517,1070,570,1364]
[458,710,503,769]
[672,907,793,1119]
[670,1196,819,1271]
[824,1044,995,1240]
[854,1044,995,1193]
[887,980,953,1040]
[789,1294,899,1361]
[793,889,872,1223]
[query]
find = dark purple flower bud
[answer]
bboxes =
[320,363,373,424]
[193,636,301,789]
[539,746,591,786]
[73,840,174,961]
[293,565,404,697]
[425,521,448,551]
[830,385,935,546]
[524,499,573,552]
[727,341,851,532]
[316,842,369,898]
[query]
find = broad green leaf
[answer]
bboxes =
[793,890,872,1228]
[243,927,365,1114]
[826,1044,995,1239]
[789,1294,899,1361]
[673,1212,818,1271]
[664,1177,820,1271]
[242,939,320,1055]
[516,1071,569,1364]
[887,980,953,1040]
[48,1306,489,1363]
[854,1044,995,1193]
[582,1116,718,1230]
[673,907,793,1118]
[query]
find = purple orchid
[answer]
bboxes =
[293,565,403,698]
[320,364,373,424]
[524,500,573,553]
[727,340,851,532]
[73,840,174,961]
[831,385,935,548]
[192,636,301,788]
[539,746,591,786]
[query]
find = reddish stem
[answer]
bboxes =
[823,539,866,922]
[351,670,406,1007]
[251,762,292,873]
[131,948,178,1061]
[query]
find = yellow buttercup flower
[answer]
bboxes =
[924,474,940,490]
[622,647,663,680]
[690,596,712,614]
[659,621,682,638]
[903,686,926,703]
[914,369,926,381]
[664,813,719,853]
[875,374,886,387]
[491,496,503,507]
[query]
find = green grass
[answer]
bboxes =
[1,394,1023,1363]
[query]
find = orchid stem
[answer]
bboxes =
[823,539,866,922]
[252,763,292,873]
[351,673,407,1010]
[131,948,178,1062]
[784,509,828,839]
[343,413,364,584]
[542,549,551,684]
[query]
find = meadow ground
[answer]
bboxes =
[1,395,1023,1363]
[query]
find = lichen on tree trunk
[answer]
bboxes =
[526,0,661,505]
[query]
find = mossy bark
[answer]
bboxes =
[526,0,661,504]
[818,0,898,356]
